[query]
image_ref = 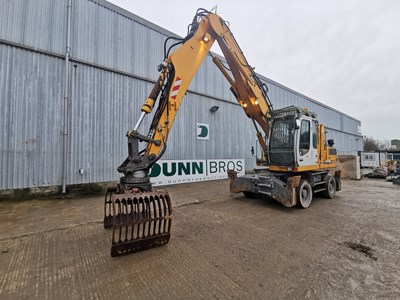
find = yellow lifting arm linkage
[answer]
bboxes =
[136,9,273,162]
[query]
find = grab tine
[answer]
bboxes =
[104,186,117,228]
[109,190,172,257]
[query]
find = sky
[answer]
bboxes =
[108,0,400,141]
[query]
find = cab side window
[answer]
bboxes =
[312,121,318,149]
[299,120,310,155]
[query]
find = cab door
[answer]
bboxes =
[296,117,318,168]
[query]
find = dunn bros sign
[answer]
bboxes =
[149,159,245,186]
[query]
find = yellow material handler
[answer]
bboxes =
[104,8,341,257]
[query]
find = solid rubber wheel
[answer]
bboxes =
[321,175,336,199]
[296,179,313,208]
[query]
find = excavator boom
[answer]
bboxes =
[138,10,273,163]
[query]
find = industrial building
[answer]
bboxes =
[0,0,363,192]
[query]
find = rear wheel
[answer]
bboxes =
[296,179,313,208]
[321,175,336,199]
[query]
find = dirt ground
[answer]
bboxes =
[0,178,399,299]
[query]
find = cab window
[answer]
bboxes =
[299,120,310,155]
[312,121,318,149]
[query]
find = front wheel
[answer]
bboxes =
[296,179,313,208]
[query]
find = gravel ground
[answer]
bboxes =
[0,178,399,299]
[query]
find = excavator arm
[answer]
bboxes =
[104,9,274,257]
[138,9,272,167]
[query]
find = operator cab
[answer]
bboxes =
[268,106,318,170]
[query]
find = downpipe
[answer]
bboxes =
[62,0,72,194]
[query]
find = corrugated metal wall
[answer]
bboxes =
[0,0,362,190]
[0,0,66,54]
[0,45,64,189]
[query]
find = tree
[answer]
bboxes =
[364,137,380,151]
